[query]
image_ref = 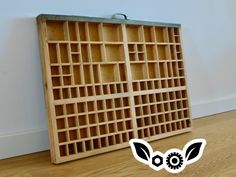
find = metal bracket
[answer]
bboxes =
[111,13,128,20]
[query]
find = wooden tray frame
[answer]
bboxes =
[37,14,192,164]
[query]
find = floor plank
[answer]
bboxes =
[0,110,235,177]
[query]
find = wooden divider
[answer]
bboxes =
[37,14,192,163]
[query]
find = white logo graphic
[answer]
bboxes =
[129,138,206,174]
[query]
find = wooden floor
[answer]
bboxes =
[0,110,236,177]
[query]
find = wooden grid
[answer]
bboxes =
[37,14,192,164]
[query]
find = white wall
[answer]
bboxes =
[1,0,236,159]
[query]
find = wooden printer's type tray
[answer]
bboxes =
[37,14,192,163]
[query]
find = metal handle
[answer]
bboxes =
[112,13,128,20]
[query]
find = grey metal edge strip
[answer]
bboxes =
[37,14,181,27]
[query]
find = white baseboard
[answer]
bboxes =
[191,95,236,118]
[0,128,49,160]
[1,95,236,160]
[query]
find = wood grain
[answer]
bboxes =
[0,110,235,177]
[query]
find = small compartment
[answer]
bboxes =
[59,44,69,63]
[69,130,78,140]
[63,76,72,86]
[68,143,76,155]
[147,81,154,90]
[83,65,92,84]
[102,85,110,94]
[85,140,92,151]
[88,23,100,41]
[71,87,77,98]
[123,97,129,106]
[93,139,100,149]
[157,45,170,60]
[98,113,105,123]
[117,121,124,131]
[88,114,96,124]
[146,45,156,60]
[99,125,107,135]
[96,100,104,110]
[124,109,131,118]
[80,128,88,138]
[129,53,136,61]
[105,111,113,121]
[123,83,128,92]
[53,89,61,100]
[137,44,144,52]
[116,84,122,93]
[131,64,147,80]
[95,85,101,95]
[134,95,141,105]
[108,123,115,133]
[68,22,77,41]
[55,105,64,116]
[125,120,132,130]
[91,44,102,62]
[166,62,173,77]
[101,64,119,83]
[132,82,140,91]
[116,110,122,120]
[140,81,147,90]
[128,44,135,52]
[105,44,124,61]
[100,137,107,147]
[48,44,58,63]
[115,134,121,144]
[78,115,87,126]
[114,98,121,108]
[70,44,79,53]
[57,118,66,129]
[58,131,67,143]
[66,104,75,114]
[87,101,95,112]
[77,102,85,113]
[59,145,67,157]
[174,28,180,35]
[108,136,115,145]
[180,78,185,86]
[170,45,176,60]
[46,21,65,41]
[122,133,128,142]
[81,44,89,62]
[92,65,100,83]
[168,28,174,43]
[103,23,122,42]
[78,22,87,41]
[144,26,154,42]
[72,54,80,63]
[159,63,166,77]
[148,63,157,79]
[119,64,127,81]
[68,116,77,128]
[126,25,142,42]
[51,66,60,76]
[90,126,98,136]
[62,88,69,99]
[109,84,116,94]
[87,86,94,96]
[79,87,86,97]
[62,66,70,75]
[155,27,166,43]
